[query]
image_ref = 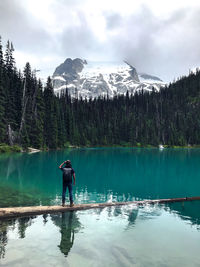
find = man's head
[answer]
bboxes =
[65,160,71,167]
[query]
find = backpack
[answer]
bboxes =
[62,167,72,183]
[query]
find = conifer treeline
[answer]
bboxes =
[0,38,200,149]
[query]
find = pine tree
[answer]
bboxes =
[28,79,44,148]
[44,77,58,149]
[0,36,6,142]
[18,63,32,146]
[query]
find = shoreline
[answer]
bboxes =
[1,143,200,154]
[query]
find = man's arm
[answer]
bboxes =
[59,161,66,169]
[73,173,76,186]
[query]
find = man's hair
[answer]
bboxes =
[65,160,72,168]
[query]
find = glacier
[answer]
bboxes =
[52,58,165,99]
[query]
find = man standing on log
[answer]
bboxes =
[59,160,76,207]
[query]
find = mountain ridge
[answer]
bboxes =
[52,58,165,98]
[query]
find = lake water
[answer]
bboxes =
[0,148,200,266]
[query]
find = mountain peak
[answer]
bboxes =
[53,59,165,98]
[123,61,139,82]
[53,58,87,77]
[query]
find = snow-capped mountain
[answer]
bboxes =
[52,58,165,99]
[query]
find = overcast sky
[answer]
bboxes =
[1,0,200,81]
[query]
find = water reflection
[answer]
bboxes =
[127,208,138,228]
[50,211,81,257]
[0,216,36,259]
[0,207,139,260]
[0,202,200,263]
[166,201,200,228]
[59,213,74,257]
[18,217,36,239]
[0,220,8,259]
[43,214,48,224]
[106,205,139,229]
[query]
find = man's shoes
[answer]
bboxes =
[62,202,74,207]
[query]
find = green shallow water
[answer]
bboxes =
[0,148,200,266]
[0,148,200,206]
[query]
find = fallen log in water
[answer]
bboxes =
[0,196,200,219]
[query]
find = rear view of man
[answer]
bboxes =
[59,160,76,207]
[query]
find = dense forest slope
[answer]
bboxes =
[0,37,200,149]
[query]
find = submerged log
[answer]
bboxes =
[0,196,200,219]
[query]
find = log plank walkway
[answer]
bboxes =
[0,196,200,219]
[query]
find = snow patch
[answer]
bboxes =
[53,60,165,99]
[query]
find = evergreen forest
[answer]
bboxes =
[0,37,200,150]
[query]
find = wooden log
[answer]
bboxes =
[0,196,200,219]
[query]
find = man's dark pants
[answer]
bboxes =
[62,182,73,204]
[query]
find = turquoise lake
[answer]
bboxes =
[0,148,200,266]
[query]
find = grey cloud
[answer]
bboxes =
[105,13,123,30]
[104,7,162,71]
[51,0,84,7]
[1,1,200,81]
[104,6,200,81]
[59,11,103,59]
[0,0,53,55]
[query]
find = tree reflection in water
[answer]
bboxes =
[166,201,200,229]
[50,211,81,257]
[0,216,35,259]
[0,201,200,261]
[0,220,8,259]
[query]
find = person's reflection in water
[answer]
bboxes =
[58,212,74,257]
[51,211,81,257]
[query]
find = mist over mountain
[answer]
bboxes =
[52,58,165,99]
